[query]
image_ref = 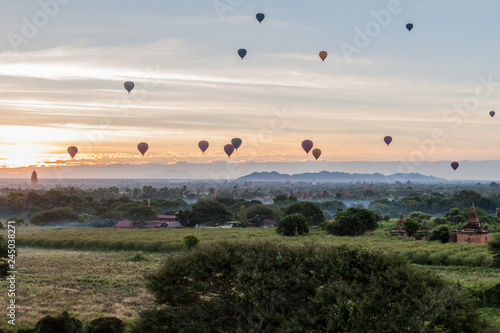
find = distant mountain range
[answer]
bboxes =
[1,159,500,181]
[237,171,447,183]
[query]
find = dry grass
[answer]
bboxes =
[0,247,165,332]
[1,226,499,331]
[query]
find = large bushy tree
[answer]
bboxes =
[326,207,378,236]
[189,199,231,226]
[276,213,309,236]
[284,201,325,226]
[135,241,489,332]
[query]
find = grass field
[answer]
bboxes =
[1,226,498,331]
[12,226,495,267]
[0,248,165,332]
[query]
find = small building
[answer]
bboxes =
[31,170,38,185]
[165,221,183,228]
[449,204,490,244]
[153,214,177,223]
[113,220,135,228]
[390,213,408,237]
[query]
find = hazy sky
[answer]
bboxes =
[1,0,500,172]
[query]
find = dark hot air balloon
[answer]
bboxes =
[451,161,459,171]
[406,23,413,31]
[67,146,78,159]
[231,138,242,150]
[124,81,135,94]
[384,136,392,146]
[137,142,149,156]
[312,148,321,161]
[198,140,209,153]
[224,144,235,158]
[489,111,495,118]
[238,49,247,59]
[256,13,265,23]
[302,140,313,154]
[319,51,328,62]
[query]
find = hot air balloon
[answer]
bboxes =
[67,146,78,159]
[451,161,459,171]
[224,144,235,158]
[490,111,495,118]
[302,140,313,154]
[319,51,328,62]
[384,136,393,146]
[198,140,209,153]
[124,81,135,94]
[137,142,149,156]
[231,138,242,150]
[256,13,265,23]
[238,49,247,60]
[312,148,321,161]
[406,23,413,31]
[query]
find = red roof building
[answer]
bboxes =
[112,221,135,228]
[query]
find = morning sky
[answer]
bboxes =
[0,0,499,170]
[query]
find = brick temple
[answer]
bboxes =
[449,204,490,244]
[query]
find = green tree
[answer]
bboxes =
[276,213,309,236]
[135,241,489,332]
[402,217,421,237]
[427,226,450,243]
[488,234,500,268]
[29,207,79,226]
[444,208,467,224]
[238,205,247,227]
[175,210,194,227]
[326,207,378,236]
[124,204,157,223]
[190,199,231,227]
[284,201,325,226]
[0,236,9,278]
[450,190,482,210]
[246,204,278,226]
[273,194,297,206]
[408,211,431,223]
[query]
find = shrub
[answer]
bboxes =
[135,241,490,332]
[32,311,83,333]
[6,216,25,226]
[0,236,9,278]
[84,317,125,333]
[489,234,500,268]
[276,213,309,236]
[183,234,200,250]
[128,253,149,262]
